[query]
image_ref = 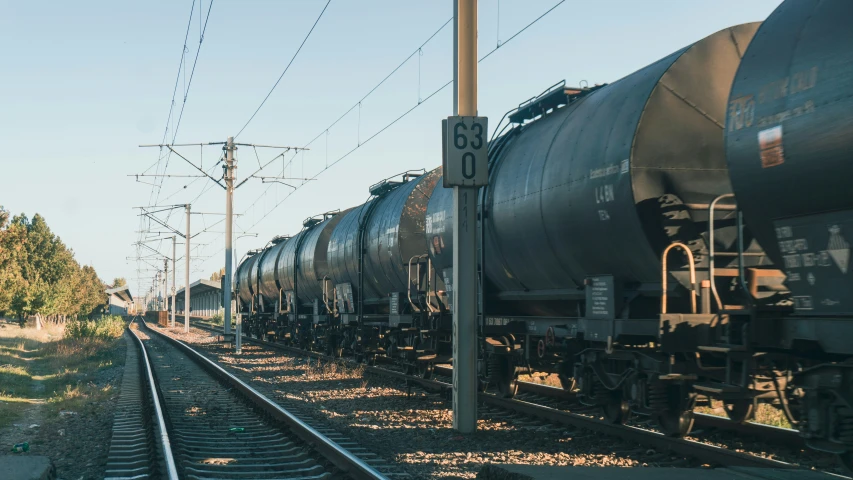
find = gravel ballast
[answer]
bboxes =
[157,325,694,479]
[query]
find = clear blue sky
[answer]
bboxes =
[0,0,782,297]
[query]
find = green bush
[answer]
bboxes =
[209,313,223,325]
[65,315,125,340]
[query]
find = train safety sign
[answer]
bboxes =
[442,116,489,187]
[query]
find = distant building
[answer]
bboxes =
[132,296,146,314]
[105,285,134,315]
[171,279,222,318]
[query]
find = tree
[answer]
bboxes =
[111,277,127,288]
[0,207,27,317]
[1,211,108,321]
[210,268,225,282]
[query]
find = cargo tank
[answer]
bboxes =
[327,169,441,316]
[427,23,760,316]
[726,0,853,316]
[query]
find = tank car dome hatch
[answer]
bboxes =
[726,0,853,315]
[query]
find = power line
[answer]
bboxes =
[216,16,455,237]
[136,0,208,293]
[235,0,332,138]
[153,0,216,207]
[301,17,453,149]
[146,0,198,207]
[232,0,567,237]
[160,0,566,274]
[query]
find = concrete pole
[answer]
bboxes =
[163,258,169,317]
[185,204,191,333]
[234,233,241,353]
[452,0,479,434]
[171,236,176,328]
[223,136,236,347]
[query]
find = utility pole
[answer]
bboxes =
[185,204,191,333]
[224,136,235,339]
[171,236,176,328]
[447,0,485,434]
[137,141,307,352]
[163,257,169,317]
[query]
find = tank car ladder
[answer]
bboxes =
[693,194,783,420]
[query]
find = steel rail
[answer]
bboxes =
[185,320,811,470]
[128,325,180,480]
[141,320,388,480]
[190,320,802,446]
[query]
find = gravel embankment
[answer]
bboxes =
[156,325,692,479]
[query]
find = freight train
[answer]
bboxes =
[233,0,853,466]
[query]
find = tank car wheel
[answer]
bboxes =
[724,400,755,423]
[655,409,695,437]
[558,374,576,392]
[602,393,631,424]
[496,359,519,398]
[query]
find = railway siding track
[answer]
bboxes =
[123,320,391,480]
[104,330,177,479]
[184,321,830,473]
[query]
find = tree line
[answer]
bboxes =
[0,206,119,323]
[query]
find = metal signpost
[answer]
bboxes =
[446,0,487,433]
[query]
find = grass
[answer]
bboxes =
[0,317,126,429]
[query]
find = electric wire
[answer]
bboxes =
[226,0,567,242]
[154,0,216,207]
[153,0,566,274]
[234,0,332,139]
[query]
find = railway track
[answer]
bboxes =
[182,321,829,472]
[111,320,391,480]
[104,331,177,479]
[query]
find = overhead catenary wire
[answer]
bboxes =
[228,0,567,239]
[144,0,566,278]
[135,0,215,296]
[235,0,332,139]
[145,0,198,206]
[153,0,216,207]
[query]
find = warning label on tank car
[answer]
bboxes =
[758,125,785,168]
[774,210,853,315]
[585,275,615,320]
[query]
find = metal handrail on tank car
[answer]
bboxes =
[322,275,334,314]
[661,242,698,314]
[407,254,438,313]
[709,194,737,310]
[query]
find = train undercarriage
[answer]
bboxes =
[234,291,853,469]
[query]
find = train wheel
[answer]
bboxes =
[724,400,755,423]
[656,409,695,437]
[558,375,576,391]
[418,363,434,380]
[601,391,630,424]
[496,358,518,398]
